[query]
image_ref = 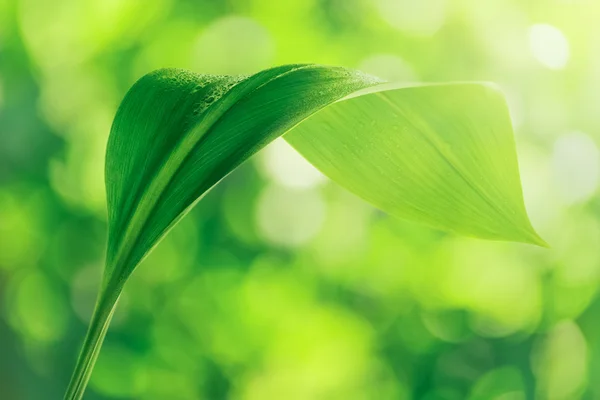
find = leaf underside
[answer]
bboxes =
[104,63,545,290]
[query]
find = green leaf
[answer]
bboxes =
[63,64,544,400]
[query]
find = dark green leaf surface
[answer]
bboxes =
[104,65,382,288]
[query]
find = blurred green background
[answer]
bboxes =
[1,0,599,398]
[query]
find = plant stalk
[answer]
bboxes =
[63,284,122,400]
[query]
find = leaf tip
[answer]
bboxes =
[523,230,550,248]
[510,219,549,248]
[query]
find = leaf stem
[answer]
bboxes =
[63,283,123,400]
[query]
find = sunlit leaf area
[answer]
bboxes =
[1,0,598,399]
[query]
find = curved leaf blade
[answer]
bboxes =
[106,66,546,287]
[65,64,545,400]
